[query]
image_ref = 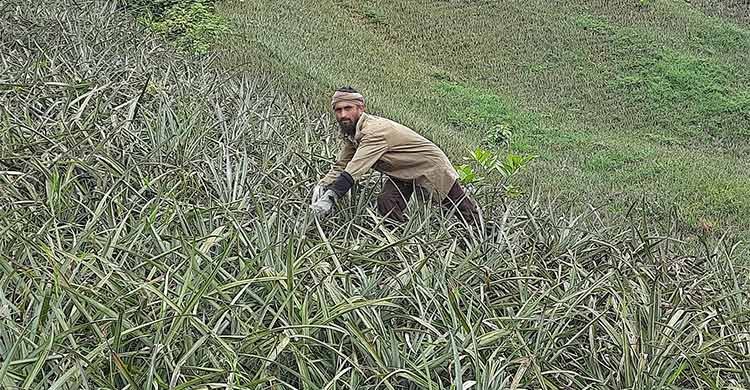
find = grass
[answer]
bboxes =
[2,0,750,388]
[122,0,229,53]
[217,0,750,240]
[619,50,750,139]
[689,0,750,26]
[434,82,538,148]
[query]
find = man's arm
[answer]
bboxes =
[327,128,389,197]
[319,141,356,187]
[344,130,389,181]
[310,129,389,217]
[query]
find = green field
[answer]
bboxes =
[1,0,749,388]
[220,0,750,238]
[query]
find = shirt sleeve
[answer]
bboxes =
[319,140,356,186]
[344,128,389,180]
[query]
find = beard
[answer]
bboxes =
[338,118,357,135]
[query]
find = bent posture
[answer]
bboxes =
[310,87,480,228]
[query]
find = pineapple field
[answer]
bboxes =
[1,0,748,388]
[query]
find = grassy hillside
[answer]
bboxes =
[2,0,749,389]
[219,0,750,239]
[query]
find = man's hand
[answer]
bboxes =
[311,184,327,204]
[310,189,338,218]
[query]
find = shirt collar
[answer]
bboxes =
[355,113,368,134]
[343,113,368,144]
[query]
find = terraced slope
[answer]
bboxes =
[220,0,750,237]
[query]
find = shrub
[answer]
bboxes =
[122,0,228,53]
[456,147,536,201]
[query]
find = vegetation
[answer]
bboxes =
[123,0,228,53]
[219,0,750,240]
[1,0,749,389]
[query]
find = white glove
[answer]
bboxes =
[311,184,327,204]
[310,189,338,218]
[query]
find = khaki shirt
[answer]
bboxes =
[319,113,459,199]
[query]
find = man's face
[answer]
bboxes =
[333,102,364,134]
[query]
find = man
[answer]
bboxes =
[310,86,481,228]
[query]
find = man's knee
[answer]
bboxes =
[377,194,406,220]
[377,178,412,218]
[443,181,481,223]
[376,196,391,215]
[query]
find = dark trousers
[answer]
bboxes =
[376,177,480,228]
